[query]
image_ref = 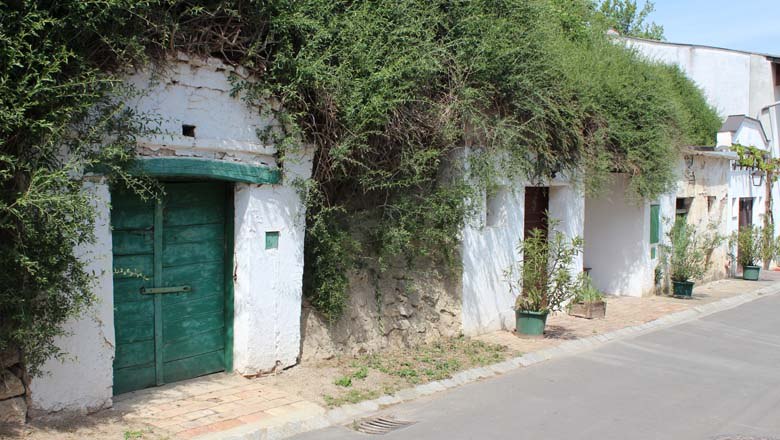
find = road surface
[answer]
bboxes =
[293,294,780,440]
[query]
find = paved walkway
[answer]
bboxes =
[113,374,323,439]
[292,289,780,439]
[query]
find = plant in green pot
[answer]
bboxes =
[568,274,606,319]
[507,219,583,336]
[734,226,762,281]
[661,218,721,297]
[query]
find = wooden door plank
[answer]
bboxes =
[153,199,164,386]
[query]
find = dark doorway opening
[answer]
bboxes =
[739,197,754,229]
[524,187,549,239]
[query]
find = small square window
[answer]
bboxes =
[182,124,196,137]
[265,231,280,250]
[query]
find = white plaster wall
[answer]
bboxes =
[628,39,777,126]
[461,176,585,336]
[232,150,312,375]
[29,180,115,414]
[584,175,673,297]
[461,186,524,335]
[125,55,278,166]
[549,184,585,282]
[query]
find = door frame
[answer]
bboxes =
[223,183,235,372]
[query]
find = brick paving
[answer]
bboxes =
[477,271,780,354]
[113,373,323,439]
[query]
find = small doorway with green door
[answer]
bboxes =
[111,181,234,395]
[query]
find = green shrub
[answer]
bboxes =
[734,226,762,268]
[509,219,584,313]
[572,274,605,304]
[662,218,723,282]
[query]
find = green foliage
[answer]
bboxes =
[661,218,722,282]
[277,0,719,320]
[333,375,353,388]
[0,1,162,375]
[573,274,605,304]
[2,0,723,344]
[509,219,584,313]
[733,226,763,267]
[598,0,665,40]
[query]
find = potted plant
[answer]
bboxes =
[734,226,762,280]
[568,274,606,319]
[507,219,583,336]
[661,218,721,297]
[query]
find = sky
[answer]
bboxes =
[647,0,780,55]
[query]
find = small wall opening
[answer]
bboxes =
[182,124,196,137]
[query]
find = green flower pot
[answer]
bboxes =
[672,280,694,297]
[515,310,548,336]
[743,265,761,281]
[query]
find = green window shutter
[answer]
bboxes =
[650,204,660,244]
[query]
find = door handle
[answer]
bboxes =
[140,285,192,295]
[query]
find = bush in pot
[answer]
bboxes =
[507,219,583,335]
[568,274,606,319]
[733,226,762,280]
[661,218,721,297]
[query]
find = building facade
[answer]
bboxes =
[28,55,312,414]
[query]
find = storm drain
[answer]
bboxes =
[353,416,416,435]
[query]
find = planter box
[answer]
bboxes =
[568,301,606,319]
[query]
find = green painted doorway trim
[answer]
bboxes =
[131,157,281,184]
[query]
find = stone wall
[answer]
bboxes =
[0,347,27,425]
[300,264,462,361]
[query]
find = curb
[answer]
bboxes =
[202,282,780,440]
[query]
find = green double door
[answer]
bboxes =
[111,182,233,395]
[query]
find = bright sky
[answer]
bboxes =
[648,0,780,55]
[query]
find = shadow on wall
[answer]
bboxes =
[461,186,524,335]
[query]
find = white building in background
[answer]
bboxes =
[629,37,780,236]
[578,37,780,298]
[28,55,312,414]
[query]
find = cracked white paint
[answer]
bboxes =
[29,179,115,414]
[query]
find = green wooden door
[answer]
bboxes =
[112,182,232,395]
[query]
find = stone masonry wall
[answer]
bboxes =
[300,264,462,361]
[0,347,28,425]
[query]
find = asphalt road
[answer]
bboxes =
[292,294,780,440]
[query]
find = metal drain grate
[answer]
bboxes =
[353,416,415,435]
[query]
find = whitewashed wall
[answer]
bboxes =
[461,174,584,335]
[461,185,524,335]
[29,180,115,414]
[627,38,779,146]
[584,175,674,297]
[233,151,311,375]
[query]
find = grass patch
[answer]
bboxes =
[323,336,514,407]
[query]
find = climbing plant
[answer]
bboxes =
[2,0,723,360]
